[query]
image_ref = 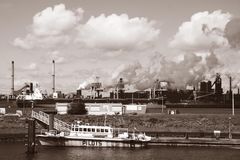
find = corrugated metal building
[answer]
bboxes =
[123,104,147,114]
[85,103,123,115]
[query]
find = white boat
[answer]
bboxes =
[37,121,151,148]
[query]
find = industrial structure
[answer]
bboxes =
[2,60,240,110]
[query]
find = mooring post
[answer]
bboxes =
[27,118,36,154]
[229,117,232,139]
[49,114,54,131]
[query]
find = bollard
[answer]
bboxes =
[49,114,54,131]
[26,118,36,154]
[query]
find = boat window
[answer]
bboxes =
[92,128,95,132]
[75,128,79,132]
[97,129,100,132]
[88,128,91,132]
[101,129,104,132]
[83,128,87,132]
[105,129,108,132]
[79,128,82,132]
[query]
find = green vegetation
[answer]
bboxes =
[55,114,240,133]
[1,109,240,136]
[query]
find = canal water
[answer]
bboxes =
[0,142,240,160]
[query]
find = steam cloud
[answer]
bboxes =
[109,51,221,90]
[225,18,240,48]
[169,10,231,51]
[105,11,229,90]
[13,5,240,92]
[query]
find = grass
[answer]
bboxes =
[1,108,240,135]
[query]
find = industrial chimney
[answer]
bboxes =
[229,76,232,95]
[11,61,14,96]
[52,60,55,94]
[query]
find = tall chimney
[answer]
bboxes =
[52,60,55,94]
[229,76,232,95]
[11,61,14,95]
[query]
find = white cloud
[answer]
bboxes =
[169,10,232,51]
[32,4,83,36]
[13,4,83,49]
[75,14,160,50]
[225,18,240,48]
[13,33,70,49]
[13,4,159,54]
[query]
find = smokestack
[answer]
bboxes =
[229,76,232,95]
[11,61,14,95]
[30,83,33,94]
[52,60,55,94]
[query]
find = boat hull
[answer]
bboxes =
[37,135,148,148]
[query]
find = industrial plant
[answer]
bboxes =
[0,60,239,116]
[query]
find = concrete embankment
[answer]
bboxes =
[149,137,240,148]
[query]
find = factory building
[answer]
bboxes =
[85,103,123,115]
[150,80,169,99]
[123,104,147,114]
[76,77,104,99]
[110,78,125,99]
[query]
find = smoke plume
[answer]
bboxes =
[225,18,240,48]
[169,10,231,51]
[110,51,221,90]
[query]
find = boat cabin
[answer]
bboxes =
[69,121,128,138]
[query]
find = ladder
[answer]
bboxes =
[31,110,71,131]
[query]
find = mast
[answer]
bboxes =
[11,61,14,96]
[52,60,55,94]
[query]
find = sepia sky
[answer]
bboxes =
[0,0,240,94]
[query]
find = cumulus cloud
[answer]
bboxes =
[32,4,83,36]
[13,4,83,49]
[170,10,232,51]
[13,3,160,53]
[75,14,160,50]
[225,18,240,48]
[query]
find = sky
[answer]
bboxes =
[0,0,240,94]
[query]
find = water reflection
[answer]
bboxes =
[1,143,240,160]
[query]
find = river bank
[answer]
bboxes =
[1,108,240,141]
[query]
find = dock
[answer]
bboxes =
[150,137,240,148]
